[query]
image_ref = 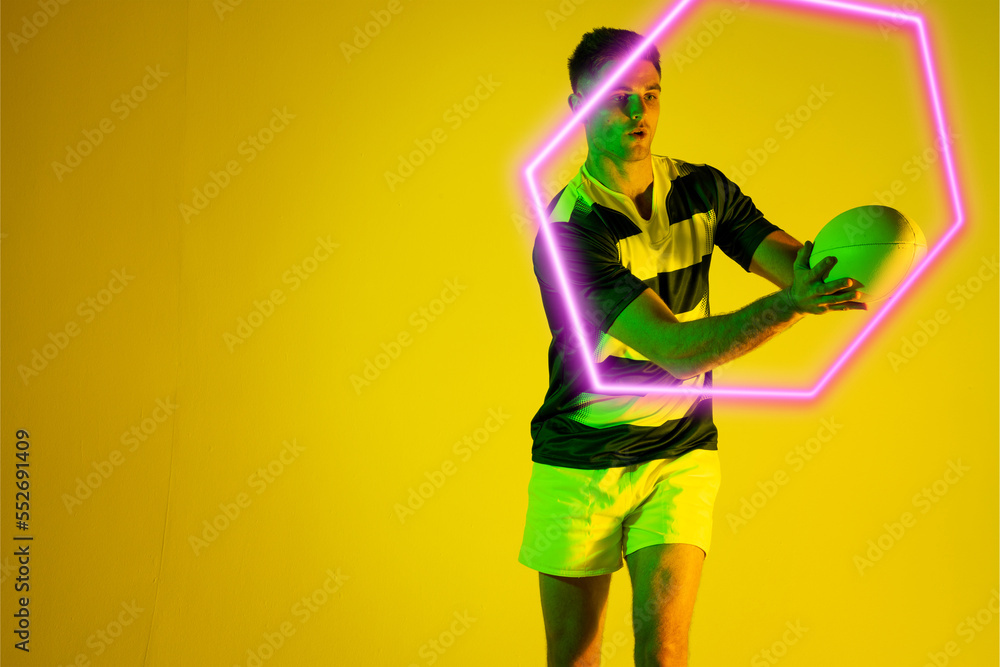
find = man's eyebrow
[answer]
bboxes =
[609,83,661,92]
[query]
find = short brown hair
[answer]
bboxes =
[568,27,661,94]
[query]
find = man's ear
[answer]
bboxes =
[568,92,578,112]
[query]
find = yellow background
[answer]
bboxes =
[2,0,996,665]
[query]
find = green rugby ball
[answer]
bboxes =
[809,205,926,303]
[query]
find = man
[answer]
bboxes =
[518,27,865,667]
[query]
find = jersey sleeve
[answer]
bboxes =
[709,166,783,272]
[533,200,649,335]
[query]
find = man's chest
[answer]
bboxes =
[616,209,718,281]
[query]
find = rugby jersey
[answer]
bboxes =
[529,154,782,469]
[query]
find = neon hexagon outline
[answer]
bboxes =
[523,0,962,401]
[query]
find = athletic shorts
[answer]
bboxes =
[517,448,721,577]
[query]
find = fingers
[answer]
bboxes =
[799,242,840,284]
[794,242,869,313]
[805,292,870,313]
[811,254,838,282]
[820,287,868,312]
[794,242,811,269]
[818,277,857,296]
[820,288,861,304]
[828,301,869,311]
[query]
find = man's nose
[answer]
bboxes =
[627,95,645,118]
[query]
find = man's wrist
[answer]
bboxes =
[772,288,805,322]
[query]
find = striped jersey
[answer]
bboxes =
[529,153,782,469]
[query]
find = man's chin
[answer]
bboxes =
[593,142,652,163]
[619,145,651,161]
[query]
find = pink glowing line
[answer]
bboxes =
[810,12,964,396]
[524,0,963,401]
[764,0,916,22]
[524,0,701,392]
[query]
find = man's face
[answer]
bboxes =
[570,58,660,164]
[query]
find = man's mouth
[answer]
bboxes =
[628,128,647,138]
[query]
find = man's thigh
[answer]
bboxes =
[538,571,613,665]
[625,543,705,661]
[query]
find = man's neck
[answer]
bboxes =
[584,152,653,201]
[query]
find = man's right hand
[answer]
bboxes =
[783,240,868,314]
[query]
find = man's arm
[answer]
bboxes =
[749,229,869,307]
[749,229,802,289]
[607,287,802,381]
[607,242,863,381]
